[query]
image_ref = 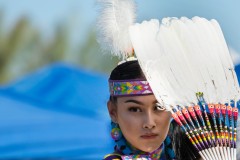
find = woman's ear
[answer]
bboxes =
[107,101,118,123]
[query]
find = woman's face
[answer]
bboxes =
[108,95,172,153]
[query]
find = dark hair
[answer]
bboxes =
[170,113,222,160]
[170,120,201,160]
[109,60,145,80]
[109,60,146,103]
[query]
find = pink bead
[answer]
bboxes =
[208,104,215,114]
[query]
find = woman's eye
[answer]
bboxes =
[128,107,141,112]
[155,105,166,111]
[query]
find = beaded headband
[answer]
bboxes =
[109,79,153,96]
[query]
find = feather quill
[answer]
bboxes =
[96,0,136,59]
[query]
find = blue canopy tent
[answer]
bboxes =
[0,63,113,159]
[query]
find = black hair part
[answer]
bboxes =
[109,60,145,80]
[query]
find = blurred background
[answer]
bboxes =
[0,0,239,159]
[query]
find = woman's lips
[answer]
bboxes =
[140,133,158,139]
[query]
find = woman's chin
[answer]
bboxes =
[137,139,163,153]
[138,145,160,153]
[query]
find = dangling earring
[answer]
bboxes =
[111,122,122,141]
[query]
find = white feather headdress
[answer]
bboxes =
[129,17,240,160]
[129,17,240,110]
[97,0,136,59]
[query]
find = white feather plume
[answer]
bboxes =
[96,0,136,59]
[129,17,240,110]
[130,17,240,160]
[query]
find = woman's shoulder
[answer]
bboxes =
[103,153,122,160]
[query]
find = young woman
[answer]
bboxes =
[104,60,174,160]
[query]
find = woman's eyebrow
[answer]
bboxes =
[124,99,143,105]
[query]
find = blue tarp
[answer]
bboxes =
[0,63,113,159]
[1,62,240,159]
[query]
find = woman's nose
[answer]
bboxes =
[143,111,156,129]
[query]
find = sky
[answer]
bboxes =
[0,0,239,60]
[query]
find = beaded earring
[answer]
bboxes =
[111,122,122,141]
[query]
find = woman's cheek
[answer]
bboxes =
[158,112,171,133]
[118,110,138,128]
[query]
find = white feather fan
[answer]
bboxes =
[129,17,239,160]
[129,16,239,110]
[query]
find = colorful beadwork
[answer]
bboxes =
[121,144,163,160]
[109,79,153,96]
[111,126,122,141]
